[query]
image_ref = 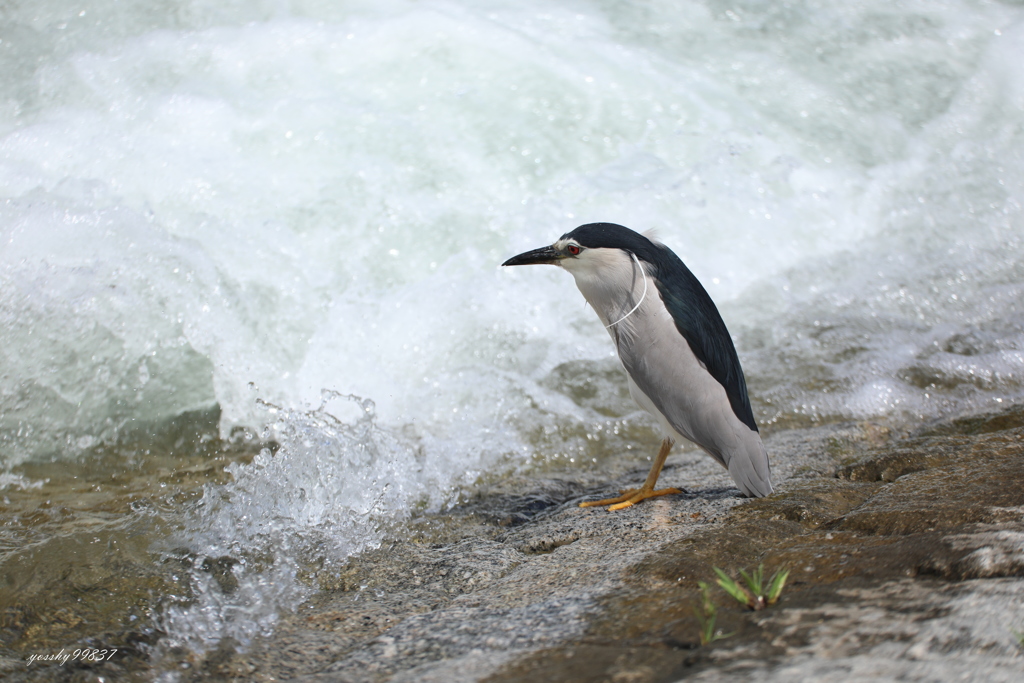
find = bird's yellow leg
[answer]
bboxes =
[579,438,681,510]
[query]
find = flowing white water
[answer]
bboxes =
[2,0,1023,656]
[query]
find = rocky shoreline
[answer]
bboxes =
[9,405,1024,681]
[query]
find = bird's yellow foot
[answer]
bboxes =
[579,486,681,510]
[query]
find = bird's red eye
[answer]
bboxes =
[567,244,581,255]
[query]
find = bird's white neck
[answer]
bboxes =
[561,248,650,330]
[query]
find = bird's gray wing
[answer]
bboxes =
[618,299,773,497]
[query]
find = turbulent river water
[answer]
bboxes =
[2,0,1023,670]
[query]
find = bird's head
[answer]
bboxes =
[501,223,657,278]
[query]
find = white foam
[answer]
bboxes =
[157,393,436,652]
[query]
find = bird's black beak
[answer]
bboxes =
[501,245,562,267]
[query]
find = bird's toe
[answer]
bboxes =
[581,486,681,510]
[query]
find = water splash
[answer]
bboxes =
[155,392,435,654]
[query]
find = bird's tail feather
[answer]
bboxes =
[726,434,773,498]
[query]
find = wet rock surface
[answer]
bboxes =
[0,423,267,683]
[490,406,1024,683]
[8,405,1024,681]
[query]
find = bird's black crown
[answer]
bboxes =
[560,223,657,257]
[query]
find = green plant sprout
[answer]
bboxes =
[1012,627,1024,649]
[694,581,733,645]
[713,563,789,611]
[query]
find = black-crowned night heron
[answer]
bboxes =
[502,222,773,509]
